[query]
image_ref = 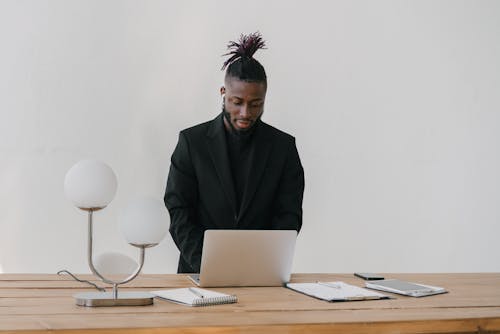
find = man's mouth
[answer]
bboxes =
[235,119,252,129]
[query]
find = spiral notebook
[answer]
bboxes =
[151,287,237,306]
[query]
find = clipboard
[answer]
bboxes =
[286,281,390,302]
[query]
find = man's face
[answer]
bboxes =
[221,78,266,132]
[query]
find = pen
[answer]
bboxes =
[189,287,205,299]
[317,281,341,289]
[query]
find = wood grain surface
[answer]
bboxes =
[1,273,499,333]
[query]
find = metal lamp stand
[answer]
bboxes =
[74,208,156,307]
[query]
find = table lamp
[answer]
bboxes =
[64,159,168,306]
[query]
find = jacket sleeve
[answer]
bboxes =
[164,132,204,273]
[271,138,305,232]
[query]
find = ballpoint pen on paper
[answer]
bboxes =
[189,287,205,299]
[317,282,380,300]
[316,282,341,289]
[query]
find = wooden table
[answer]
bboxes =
[1,273,499,333]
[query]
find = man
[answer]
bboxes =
[165,32,304,273]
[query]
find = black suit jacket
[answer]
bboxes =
[165,113,304,273]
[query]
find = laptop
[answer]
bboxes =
[189,229,297,287]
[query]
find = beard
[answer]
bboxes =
[222,104,262,138]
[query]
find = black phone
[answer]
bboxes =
[354,273,385,280]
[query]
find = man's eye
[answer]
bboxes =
[250,103,263,108]
[233,101,242,105]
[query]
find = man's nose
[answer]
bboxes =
[239,104,250,117]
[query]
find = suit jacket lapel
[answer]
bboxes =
[206,113,238,216]
[238,122,272,220]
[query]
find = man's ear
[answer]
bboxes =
[220,86,225,96]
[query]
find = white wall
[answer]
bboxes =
[0,0,499,274]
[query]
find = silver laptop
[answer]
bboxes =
[189,230,297,287]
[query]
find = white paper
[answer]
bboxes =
[286,281,388,301]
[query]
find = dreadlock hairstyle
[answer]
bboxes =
[222,32,267,84]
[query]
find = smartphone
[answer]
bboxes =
[354,273,385,280]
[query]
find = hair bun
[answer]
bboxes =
[222,32,266,70]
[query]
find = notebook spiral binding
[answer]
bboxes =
[192,295,238,306]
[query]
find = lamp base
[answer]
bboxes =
[74,291,154,307]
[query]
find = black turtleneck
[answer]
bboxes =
[224,119,259,214]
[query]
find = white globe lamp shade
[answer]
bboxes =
[119,197,169,247]
[64,160,118,209]
[94,252,138,276]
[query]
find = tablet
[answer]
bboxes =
[365,279,447,297]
